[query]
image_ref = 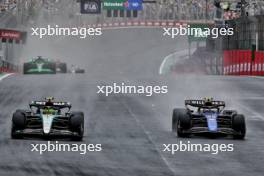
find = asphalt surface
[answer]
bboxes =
[0,28,264,176]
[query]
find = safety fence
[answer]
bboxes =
[223,50,264,76]
[0,60,18,73]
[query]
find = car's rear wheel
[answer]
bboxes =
[23,63,32,74]
[172,109,180,132]
[56,63,67,73]
[232,114,246,139]
[70,112,84,141]
[15,109,28,114]
[172,109,191,137]
[60,63,67,73]
[223,110,237,116]
[11,111,26,139]
[49,63,56,74]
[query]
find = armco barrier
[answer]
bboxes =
[83,20,213,29]
[223,50,264,76]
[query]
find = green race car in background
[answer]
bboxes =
[23,56,67,74]
[23,56,56,74]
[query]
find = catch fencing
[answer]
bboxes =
[0,59,18,73]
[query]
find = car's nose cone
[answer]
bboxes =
[42,114,54,134]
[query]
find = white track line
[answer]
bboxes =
[120,100,176,176]
[237,103,264,121]
[159,48,196,75]
[0,73,14,81]
[250,76,264,79]
[159,53,174,75]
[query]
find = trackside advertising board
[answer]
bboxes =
[103,0,143,10]
[126,0,143,10]
[0,29,27,43]
[80,0,101,14]
[103,0,126,10]
[188,24,209,42]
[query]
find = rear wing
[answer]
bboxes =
[185,100,225,109]
[29,101,71,110]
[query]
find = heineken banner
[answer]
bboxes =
[103,0,126,10]
[103,0,143,10]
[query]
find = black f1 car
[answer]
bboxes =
[11,97,84,141]
[172,98,246,139]
[70,65,85,74]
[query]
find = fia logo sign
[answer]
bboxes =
[84,2,98,11]
[81,0,101,14]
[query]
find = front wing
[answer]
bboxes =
[182,127,240,135]
[13,128,79,137]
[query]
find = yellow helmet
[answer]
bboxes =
[45,97,54,102]
[204,97,213,105]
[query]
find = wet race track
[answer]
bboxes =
[0,29,264,176]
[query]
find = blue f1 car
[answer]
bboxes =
[172,98,246,139]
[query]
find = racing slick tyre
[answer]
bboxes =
[223,110,237,116]
[23,63,31,74]
[57,63,67,73]
[60,63,67,73]
[70,112,84,141]
[15,109,28,114]
[172,108,184,131]
[172,109,191,137]
[11,111,26,139]
[47,62,56,74]
[232,114,246,139]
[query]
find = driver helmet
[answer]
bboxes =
[204,97,213,106]
[45,97,54,106]
[43,106,56,115]
[45,97,54,102]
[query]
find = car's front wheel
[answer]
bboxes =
[172,108,191,137]
[232,114,246,139]
[11,111,26,139]
[70,112,84,141]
